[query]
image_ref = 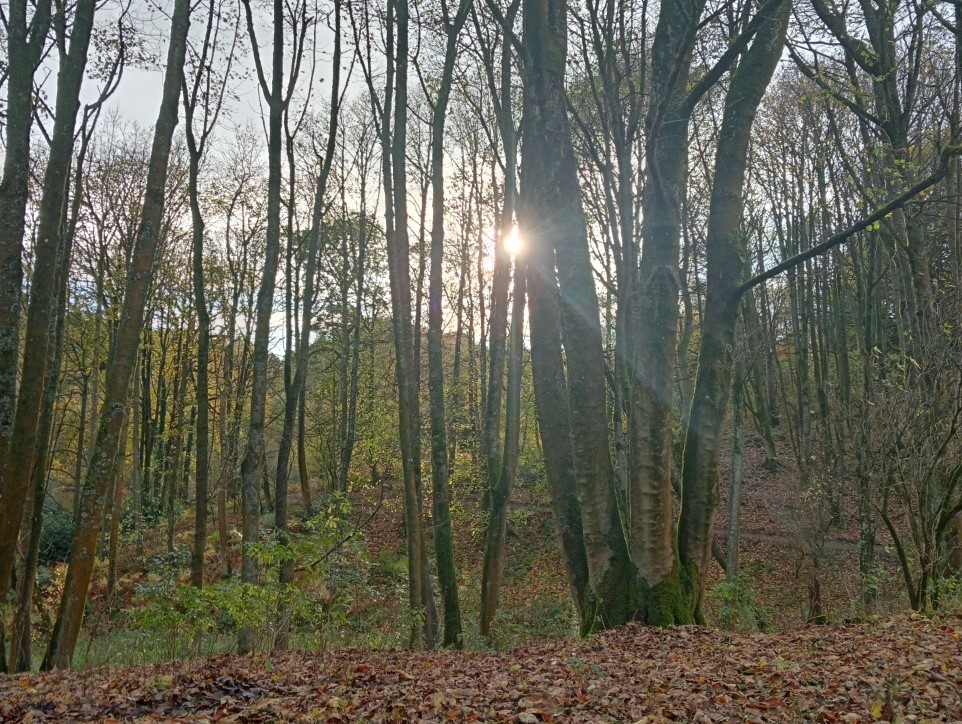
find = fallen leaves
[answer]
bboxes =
[2,615,961,722]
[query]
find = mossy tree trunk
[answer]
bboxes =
[520,0,637,631]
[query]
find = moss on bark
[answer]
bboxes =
[642,563,696,626]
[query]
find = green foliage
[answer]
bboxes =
[468,593,577,650]
[932,576,962,614]
[520,594,576,639]
[708,571,763,633]
[374,550,409,578]
[107,496,418,661]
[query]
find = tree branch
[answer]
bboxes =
[736,146,962,299]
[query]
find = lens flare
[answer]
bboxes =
[504,224,523,257]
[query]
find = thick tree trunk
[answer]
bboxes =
[9,208,71,672]
[628,0,706,626]
[42,0,190,669]
[521,0,633,630]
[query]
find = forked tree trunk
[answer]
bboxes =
[520,0,633,630]
[628,0,706,625]
[42,0,190,669]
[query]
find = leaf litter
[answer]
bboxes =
[2,615,961,721]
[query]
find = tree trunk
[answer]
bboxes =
[381,0,436,648]
[0,0,51,498]
[726,359,746,581]
[42,0,190,669]
[0,0,96,637]
[480,256,526,637]
[237,0,288,655]
[106,407,130,594]
[272,0,341,650]
[678,2,789,621]
[426,0,472,648]
[9,194,72,671]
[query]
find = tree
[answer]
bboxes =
[0,0,98,666]
[678,0,791,620]
[0,0,51,500]
[182,0,238,588]
[425,0,473,648]
[272,0,343,650]
[42,0,191,669]
[236,0,307,655]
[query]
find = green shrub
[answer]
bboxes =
[708,571,764,632]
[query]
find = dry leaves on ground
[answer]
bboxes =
[2,615,961,722]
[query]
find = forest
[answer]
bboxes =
[1,0,962,717]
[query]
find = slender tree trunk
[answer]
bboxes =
[42,0,190,669]
[107,408,130,594]
[183,27,219,585]
[0,1,51,499]
[426,0,471,648]
[480,256,526,636]
[0,0,97,635]
[132,351,144,560]
[481,3,519,513]
[382,0,436,648]
[237,0,288,655]
[337,197,368,493]
[272,0,341,651]
[678,3,789,621]
[726,358,745,580]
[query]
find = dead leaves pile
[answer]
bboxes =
[2,615,961,722]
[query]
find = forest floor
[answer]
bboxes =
[4,437,951,720]
[2,615,961,721]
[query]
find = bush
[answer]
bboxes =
[708,571,764,632]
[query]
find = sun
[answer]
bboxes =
[504,224,523,257]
